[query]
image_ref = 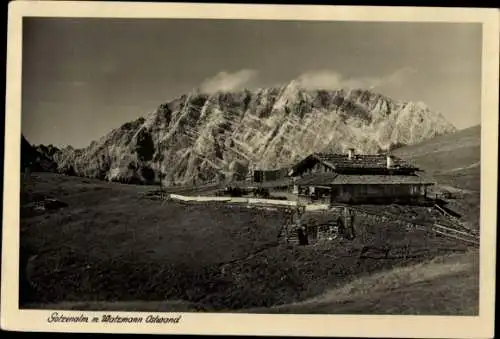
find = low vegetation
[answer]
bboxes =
[257,250,479,315]
[20,172,476,313]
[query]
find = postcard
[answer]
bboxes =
[2,1,498,337]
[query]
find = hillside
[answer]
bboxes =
[393,125,481,228]
[393,125,480,192]
[20,126,480,314]
[21,172,472,313]
[31,85,456,185]
[251,250,478,315]
[33,250,479,315]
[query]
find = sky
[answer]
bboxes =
[22,18,482,148]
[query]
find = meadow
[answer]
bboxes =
[20,171,475,314]
[19,126,481,314]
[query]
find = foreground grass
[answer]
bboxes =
[21,173,283,308]
[254,250,479,315]
[20,172,477,314]
[27,250,479,315]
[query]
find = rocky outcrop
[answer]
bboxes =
[35,84,457,186]
[21,135,59,173]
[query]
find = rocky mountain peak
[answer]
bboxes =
[33,87,456,186]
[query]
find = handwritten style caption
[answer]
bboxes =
[47,312,182,324]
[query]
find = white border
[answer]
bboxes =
[2,2,499,337]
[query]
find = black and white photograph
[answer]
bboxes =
[2,2,498,337]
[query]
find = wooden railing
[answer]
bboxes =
[330,202,479,246]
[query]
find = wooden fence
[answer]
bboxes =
[331,203,479,246]
[167,193,329,211]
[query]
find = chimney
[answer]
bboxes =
[386,154,394,169]
[348,148,355,160]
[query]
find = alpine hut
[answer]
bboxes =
[289,149,435,205]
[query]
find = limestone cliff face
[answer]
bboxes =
[46,84,457,185]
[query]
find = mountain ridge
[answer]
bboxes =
[23,86,457,186]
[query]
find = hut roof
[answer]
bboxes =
[311,152,418,170]
[296,172,435,186]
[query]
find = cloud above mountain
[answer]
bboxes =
[197,67,418,95]
[294,67,418,91]
[199,69,258,93]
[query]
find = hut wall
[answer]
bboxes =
[331,184,428,203]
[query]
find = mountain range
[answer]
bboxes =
[22,83,457,186]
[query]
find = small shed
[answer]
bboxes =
[252,167,290,183]
[283,206,356,245]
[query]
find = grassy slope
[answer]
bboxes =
[21,175,282,267]
[20,174,285,309]
[393,125,481,228]
[392,125,480,193]
[19,127,481,314]
[20,173,468,313]
[259,250,479,315]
